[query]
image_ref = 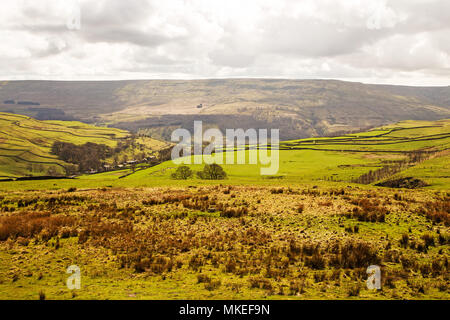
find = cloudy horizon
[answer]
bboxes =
[1,0,449,86]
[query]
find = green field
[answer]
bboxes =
[280,120,450,152]
[0,112,128,178]
[0,112,170,178]
[390,152,450,189]
[1,119,449,191]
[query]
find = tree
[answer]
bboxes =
[64,164,79,176]
[197,164,227,180]
[136,152,145,162]
[51,141,112,173]
[47,166,58,176]
[171,165,193,180]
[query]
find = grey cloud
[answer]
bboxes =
[209,50,256,68]
[81,27,171,47]
[132,47,192,66]
[80,0,154,27]
[80,0,178,47]
[389,0,450,32]
[0,0,449,85]
[34,39,70,58]
[259,16,387,58]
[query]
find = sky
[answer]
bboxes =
[0,0,449,86]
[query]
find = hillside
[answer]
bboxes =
[1,119,449,190]
[1,79,449,140]
[1,120,449,299]
[0,112,170,178]
[121,119,450,189]
[1,118,449,300]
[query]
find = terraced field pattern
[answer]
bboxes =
[0,113,170,179]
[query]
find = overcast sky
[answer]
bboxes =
[0,0,449,85]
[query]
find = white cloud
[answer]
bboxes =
[0,0,448,85]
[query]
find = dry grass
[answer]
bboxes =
[0,185,449,299]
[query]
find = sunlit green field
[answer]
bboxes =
[391,153,450,189]
[0,112,128,178]
[0,149,403,191]
[0,113,171,178]
[1,119,449,191]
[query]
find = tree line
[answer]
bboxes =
[51,140,174,176]
[51,141,113,173]
[171,164,227,180]
[352,150,439,184]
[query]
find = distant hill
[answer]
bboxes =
[0,79,449,140]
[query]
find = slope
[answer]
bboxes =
[1,79,449,140]
[0,112,169,178]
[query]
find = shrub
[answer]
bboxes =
[419,200,450,226]
[400,255,416,271]
[399,234,409,248]
[0,212,76,241]
[249,277,273,290]
[171,166,193,180]
[421,233,435,247]
[347,201,388,222]
[318,200,332,207]
[305,252,326,269]
[347,284,361,297]
[288,280,305,295]
[329,241,380,269]
[204,279,221,291]
[345,225,359,233]
[438,232,449,245]
[197,164,227,180]
[436,280,448,292]
[270,188,284,194]
[219,206,248,218]
[313,271,327,283]
[197,274,211,284]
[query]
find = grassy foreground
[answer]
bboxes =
[0,185,448,299]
